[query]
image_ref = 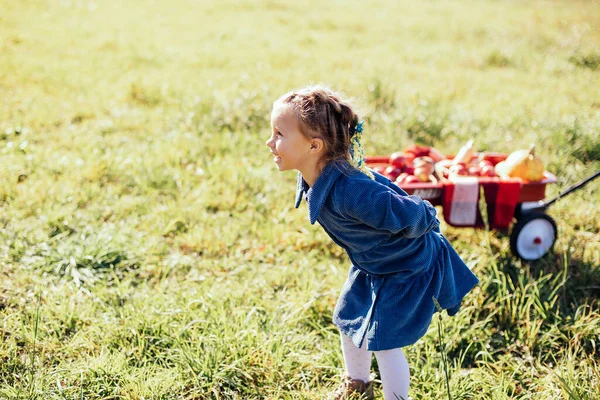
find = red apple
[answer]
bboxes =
[479,160,494,169]
[449,164,469,176]
[389,152,406,169]
[395,173,409,184]
[404,165,415,175]
[480,165,497,177]
[468,166,481,176]
[384,166,402,180]
[403,152,416,166]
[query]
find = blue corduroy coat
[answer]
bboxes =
[295,161,479,351]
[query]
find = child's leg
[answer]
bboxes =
[374,348,410,400]
[340,332,372,382]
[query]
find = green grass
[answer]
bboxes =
[1,0,599,398]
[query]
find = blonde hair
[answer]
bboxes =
[274,85,374,179]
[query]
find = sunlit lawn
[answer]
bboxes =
[1,0,599,398]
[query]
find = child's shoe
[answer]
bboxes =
[330,376,374,400]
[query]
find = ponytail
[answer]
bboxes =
[349,120,374,179]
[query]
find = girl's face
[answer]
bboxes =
[266,104,313,172]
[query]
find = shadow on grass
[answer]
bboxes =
[448,246,599,370]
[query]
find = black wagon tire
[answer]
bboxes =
[510,212,557,261]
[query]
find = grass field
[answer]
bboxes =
[1,0,599,398]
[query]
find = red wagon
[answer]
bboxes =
[366,147,598,261]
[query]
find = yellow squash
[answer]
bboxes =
[495,144,545,181]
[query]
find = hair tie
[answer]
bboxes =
[349,120,374,179]
[354,120,364,134]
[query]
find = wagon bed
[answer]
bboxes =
[365,148,560,260]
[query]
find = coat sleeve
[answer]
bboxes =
[343,179,440,238]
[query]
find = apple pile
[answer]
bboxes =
[434,158,497,179]
[372,147,445,185]
[433,139,498,180]
[370,143,500,186]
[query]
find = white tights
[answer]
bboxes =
[340,332,410,400]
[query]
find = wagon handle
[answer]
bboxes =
[541,170,600,210]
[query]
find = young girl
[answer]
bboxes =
[266,85,479,400]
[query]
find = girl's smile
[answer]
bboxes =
[266,104,313,172]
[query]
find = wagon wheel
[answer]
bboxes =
[510,212,557,261]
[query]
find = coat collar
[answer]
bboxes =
[294,161,352,225]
